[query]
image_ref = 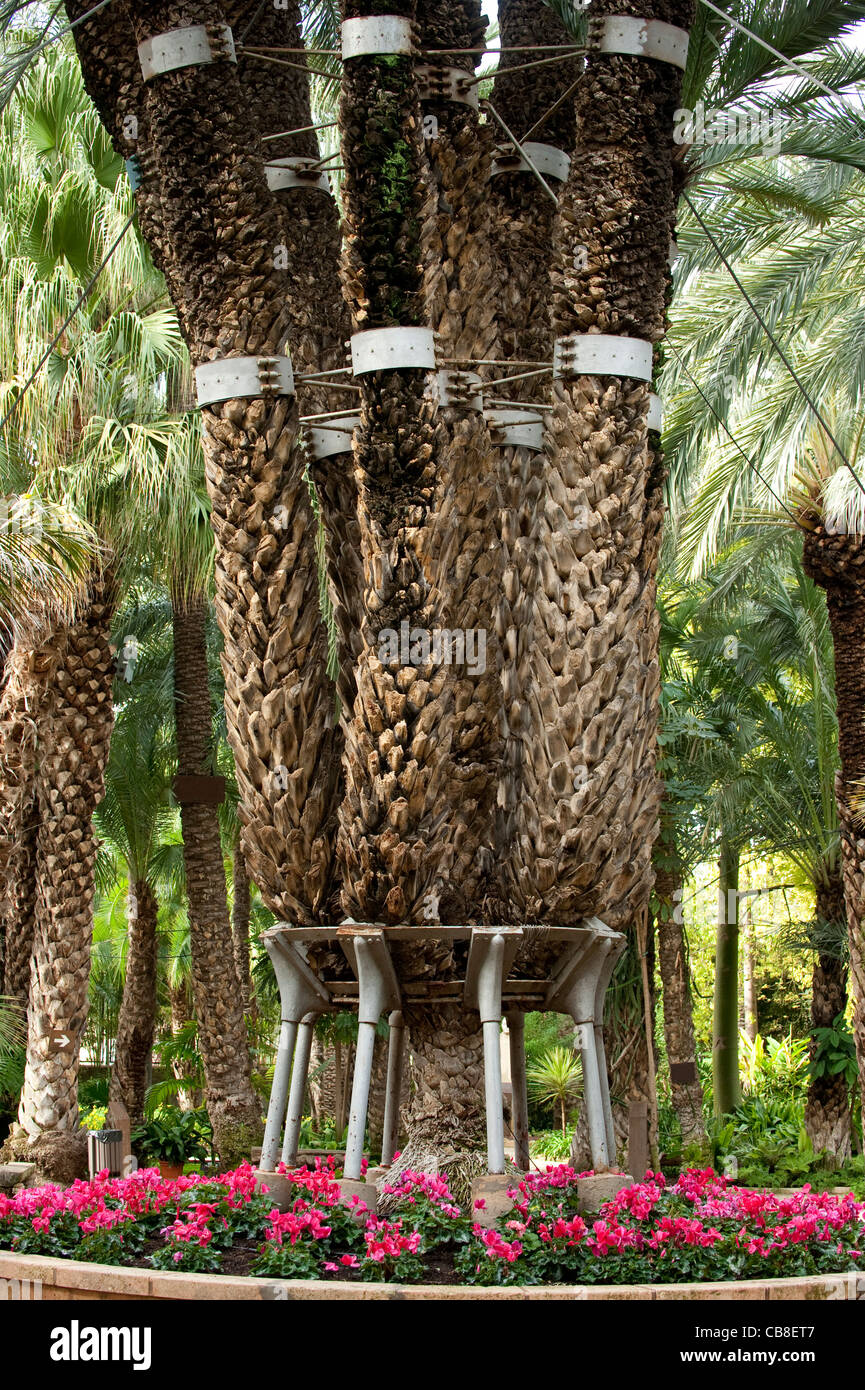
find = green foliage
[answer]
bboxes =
[131,1108,212,1166]
[739,1030,811,1102]
[529,1128,573,1161]
[526,1047,583,1138]
[809,1012,858,1090]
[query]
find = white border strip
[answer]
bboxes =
[138,24,235,82]
[350,327,436,375]
[341,16,414,60]
[591,16,689,69]
[554,334,654,382]
[491,141,571,183]
[195,356,295,407]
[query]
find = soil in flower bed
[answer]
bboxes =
[2,1161,863,1288]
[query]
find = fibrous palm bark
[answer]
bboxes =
[109,880,158,1126]
[0,630,63,1019]
[803,529,865,1144]
[17,575,115,1153]
[803,879,852,1163]
[487,1,580,916]
[171,591,259,1162]
[519,0,694,929]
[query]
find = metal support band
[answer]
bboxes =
[417,64,479,108]
[138,24,236,82]
[554,333,654,382]
[648,392,663,433]
[266,157,332,196]
[350,327,436,376]
[432,369,483,412]
[195,355,295,407]
[588,15,689,69]
[485,407,544,451]
[304,416,360,461]
[491,141,570,183]
[341,16,414,60]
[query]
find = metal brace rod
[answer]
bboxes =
[481,101,558,204]
[262,121,338,142]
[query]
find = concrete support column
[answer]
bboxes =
[507,1012,530,1171]
[380,1010,405,1166]
[343,936,399,1182]
[281,1012,317,1168]
[477,934,506,1174]
[261,1018,298,1171]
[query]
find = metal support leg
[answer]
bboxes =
[260,931,331,1172]
[577,1019,610,1170]
[594,1022,616,1164]
[380,1010,405,1166]
[261,1019,298,1171]
[507,1012,530,1171]
[476,933,506,1174]
[343,935,400,1181]
[281,1012,317,1168]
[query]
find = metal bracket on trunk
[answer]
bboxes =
[303,416,360,461]
[553,333,654,383]
[648,392,664,433]
[491,141,570,183]
[265,157,332,196]
[349,327,437,376]
[588,15,689,70]
[341,16,415,60]
[484,407,545,450]
[431,369,483,412]
[417,64,479,108]
[194,355,295,407]
[138,24,236,81]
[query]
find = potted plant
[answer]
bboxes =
[131,1109,212,1179]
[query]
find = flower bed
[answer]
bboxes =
[0,1162,862,1287]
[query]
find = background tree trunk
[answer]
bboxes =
[16,575,115,1170]
[109,879,158,1125]
[804,875,851,1162]
[713,833,741,1115]
[803,529,865,1146]
[171,591,261,1163]
[655,860,708,1156]
[231,840,253,1019]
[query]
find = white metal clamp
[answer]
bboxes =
[416,64,479,108]
[588,15,689,70]
[195,355,295,407]
[138,24,236,82]
[304,417,361,461]
[341,16,415,60]
[431,369,483,412]
[554,333,654,382]
[491,141,571,183]
[350,326,436,375]
[484,407,545,451]
[648,392,664,433]
[265,157,332,195]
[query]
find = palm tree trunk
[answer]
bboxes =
[168,978,197,1112]
[231,839,253,1018]
[171,590,260,1163]
[713,833,741,1115]
[488,2,581,919]
[16,574,115,1169]
[109,879,158,1126]
[804,874,851,1163]
[0,628,64,1024]
[802,529,865,1144]
[655,859,708,1155]
[520,0,694,929]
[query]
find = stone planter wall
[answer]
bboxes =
[1,1251,862,1301]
